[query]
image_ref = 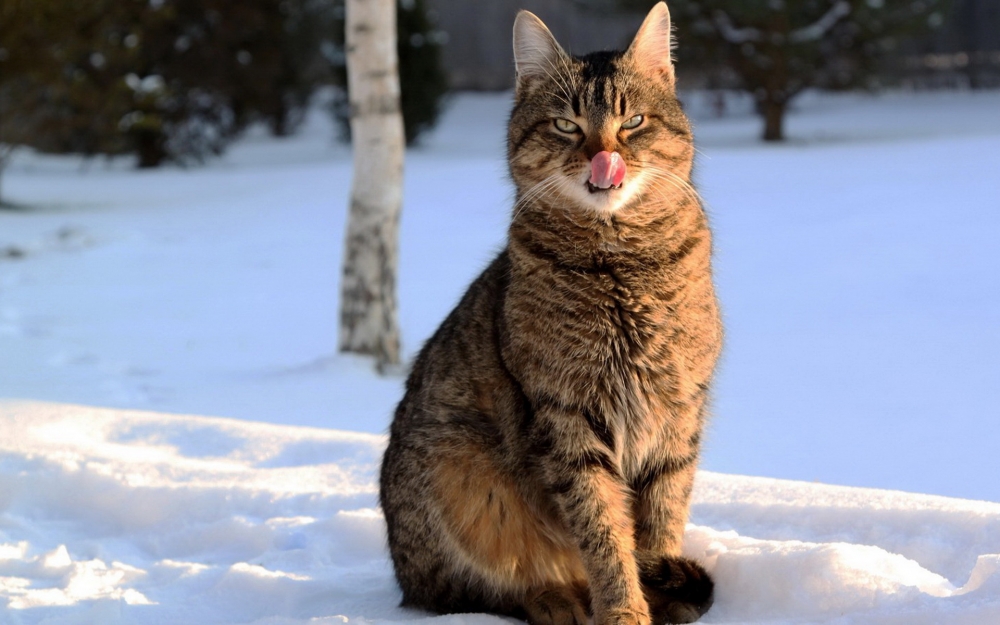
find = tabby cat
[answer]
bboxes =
[379,3,722,624]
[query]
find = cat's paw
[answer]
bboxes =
[600,606,651,625]
[641,557,714,625]
[524,585,589,625]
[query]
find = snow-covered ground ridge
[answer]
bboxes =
[0,400,998,625]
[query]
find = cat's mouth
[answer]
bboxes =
[586,181,622,193]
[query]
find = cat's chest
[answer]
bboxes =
[505,263,678,380]
[565,268,669,347]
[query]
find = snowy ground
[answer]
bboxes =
[1,399,998,625]
[1,89,1000,622]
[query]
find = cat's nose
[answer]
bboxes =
[589,151,627,189]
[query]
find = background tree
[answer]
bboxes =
[2,0,446,185]
[0,0,73,203]
[103,0,298,167]
[339,0,405,371]
[264,0,340,136]
[329,0,448,145]
[619,0,949,141]
[0,0,336,171]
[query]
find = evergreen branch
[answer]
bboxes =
[789,1,851,43]
[711,10,762,44]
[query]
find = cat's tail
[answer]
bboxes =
[639,556,714,625]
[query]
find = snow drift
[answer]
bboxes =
[0,400,997,624]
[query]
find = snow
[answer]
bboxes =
[1,88,1000,622]
[1,399,999,624]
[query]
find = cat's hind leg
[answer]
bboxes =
[427,440,591,618]
[382,433,589,622]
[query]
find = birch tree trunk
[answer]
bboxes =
[339,0,405,371]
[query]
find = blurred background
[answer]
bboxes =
[1,1,999,501]
[2,0,998,171]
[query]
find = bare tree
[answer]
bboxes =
[339,0,405,371]
[621,0,948,141]
[707,1,853,141]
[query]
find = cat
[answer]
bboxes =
[379,3,722,624]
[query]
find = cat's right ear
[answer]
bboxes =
[512,11,568,94]
[627,1,676,87]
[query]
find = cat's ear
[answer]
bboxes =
[626,1,676,86]
[512,11,569,93]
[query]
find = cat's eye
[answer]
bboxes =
[553,118,580,133]
[621,115,644,130]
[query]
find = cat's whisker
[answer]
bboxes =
[540,49,577,108]
[514,174,561,210]
[532,75,573,109]
[660,170,704,206]
[637,166,703,207]
[649,169,698,200]
[651,176,702,209]
[650,179,696,209]
[643,179,700,214]
[517,45,575,108]
[512,175,564,221]
[551,60,579,110]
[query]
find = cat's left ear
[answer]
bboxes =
[513,11,569,94]
[626,2,675,86]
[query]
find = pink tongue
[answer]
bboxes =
[589,151,627,189]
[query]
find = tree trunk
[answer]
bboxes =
[762,98,786,142]
[0,145,14,207]
[135,129,167,168]
[0,155,6,208]
[339,0,405,372]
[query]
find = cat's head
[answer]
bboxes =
[508,2,694,221]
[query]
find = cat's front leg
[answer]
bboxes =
[632,453,714,624]
[529,404,650,625]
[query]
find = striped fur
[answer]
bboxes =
[380,4,720,624]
